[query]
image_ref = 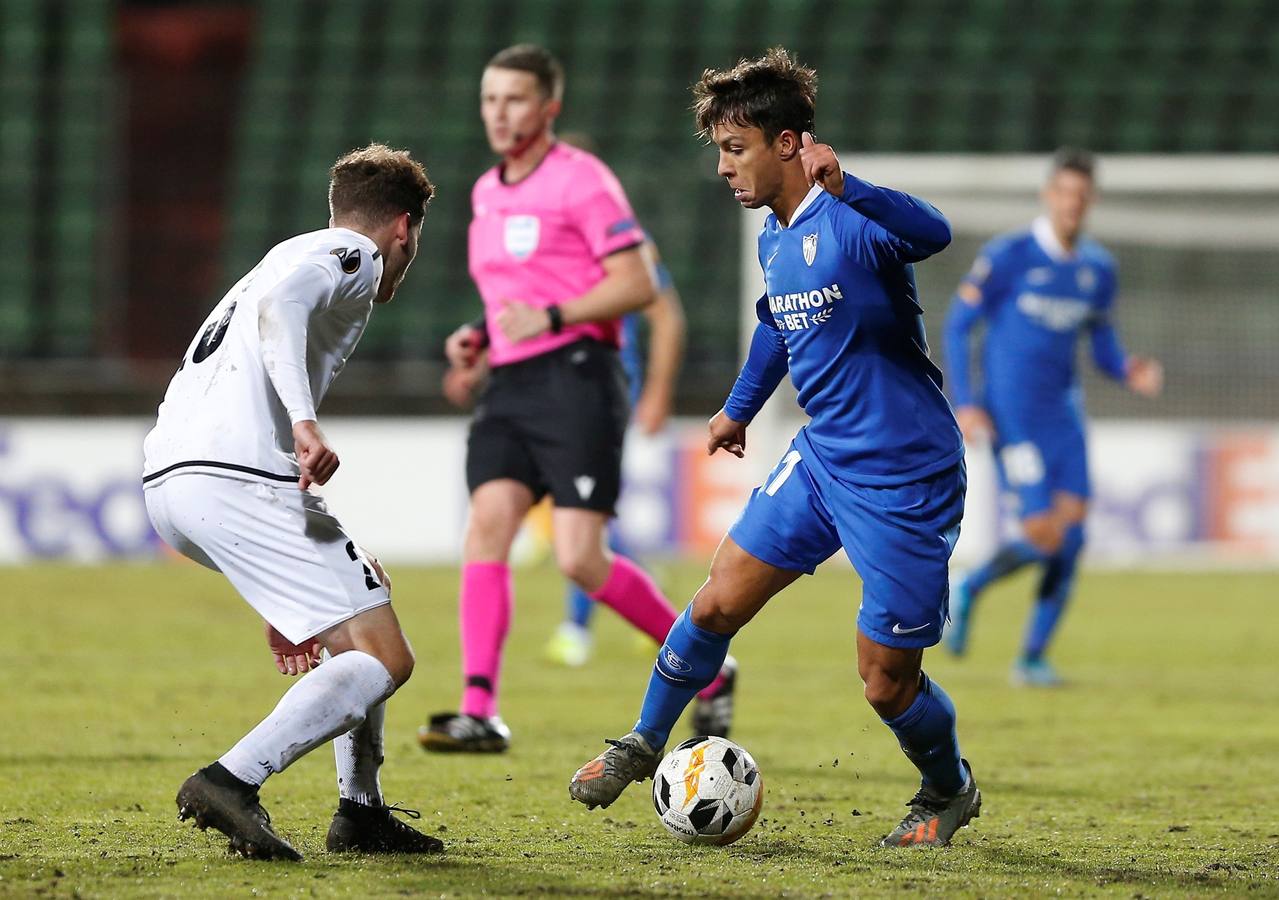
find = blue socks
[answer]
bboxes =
[567,586,594,629]
[882,673,966,796]
[1023,524,1083,661]
[635,607,732,748]
[965,538,1043,597]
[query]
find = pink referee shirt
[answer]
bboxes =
[468,142,646,366]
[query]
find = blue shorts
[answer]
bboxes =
[991,413,1089,517]
[728,438,966,649]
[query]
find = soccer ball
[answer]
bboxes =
[651,736,763,845]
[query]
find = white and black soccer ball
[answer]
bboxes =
[652,736,763,845]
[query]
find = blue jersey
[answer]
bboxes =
[724,175,962,486]
[943,217,1127,425]
[618,242,674,406]
[619,313,643,405]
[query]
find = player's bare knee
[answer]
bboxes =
[862,669,917,719]
[1055,494,1088,526]
[330,625,415,688]
[463,517,515,562]
[555,545,607,593]
[554,545,587,583]
[372,642,415,688]
[689,591,745,635]
[1022,516,1063,555]
[386,651,415,689]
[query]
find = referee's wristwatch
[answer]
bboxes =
[546,304,564,334]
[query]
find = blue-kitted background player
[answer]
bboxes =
[942,148,1164,686]
[569,47,982,848]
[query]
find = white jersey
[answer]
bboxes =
[143,227,383,486]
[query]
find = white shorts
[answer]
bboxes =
[144,473,391,643]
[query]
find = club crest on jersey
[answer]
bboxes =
[802,232,819,266]
[504,215,540,261]
[330,248,361,274]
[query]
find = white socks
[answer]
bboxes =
[220,650,395,786]
[335,699,385,806]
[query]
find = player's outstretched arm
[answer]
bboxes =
[634,251,686,434]
[717,321,789,449]
[942,291,994,442]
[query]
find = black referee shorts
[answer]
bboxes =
[466,339,630,514]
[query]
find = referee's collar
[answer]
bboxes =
[1032,215,1075,262]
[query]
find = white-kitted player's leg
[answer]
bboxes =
[143,479,220,572]
[151,473,436,855]
[219,647,395,784]
[334,684,386,807]
[316,606,439,853]
[145,474,404,786]
[173,619,400,862]
[153,474,435,852]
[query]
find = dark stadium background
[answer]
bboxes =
[3,0,1276,418]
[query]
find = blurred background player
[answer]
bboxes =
[143,145,440,860]
[942,148,1164,686]
[571,49,982,848]
[543,133,688,668]
[420,45,731,754]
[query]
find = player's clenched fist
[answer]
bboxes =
[1126,356,1164,397]
[445,322,485,369]
[707,408,748,458]
[799,132,845,197]
[292,419,339,489]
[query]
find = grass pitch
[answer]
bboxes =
[1,561,1277,898]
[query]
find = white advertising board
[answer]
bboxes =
[0,417,1274,568]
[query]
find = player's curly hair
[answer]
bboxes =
[692,47,817,143]
[329,143,434,228]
